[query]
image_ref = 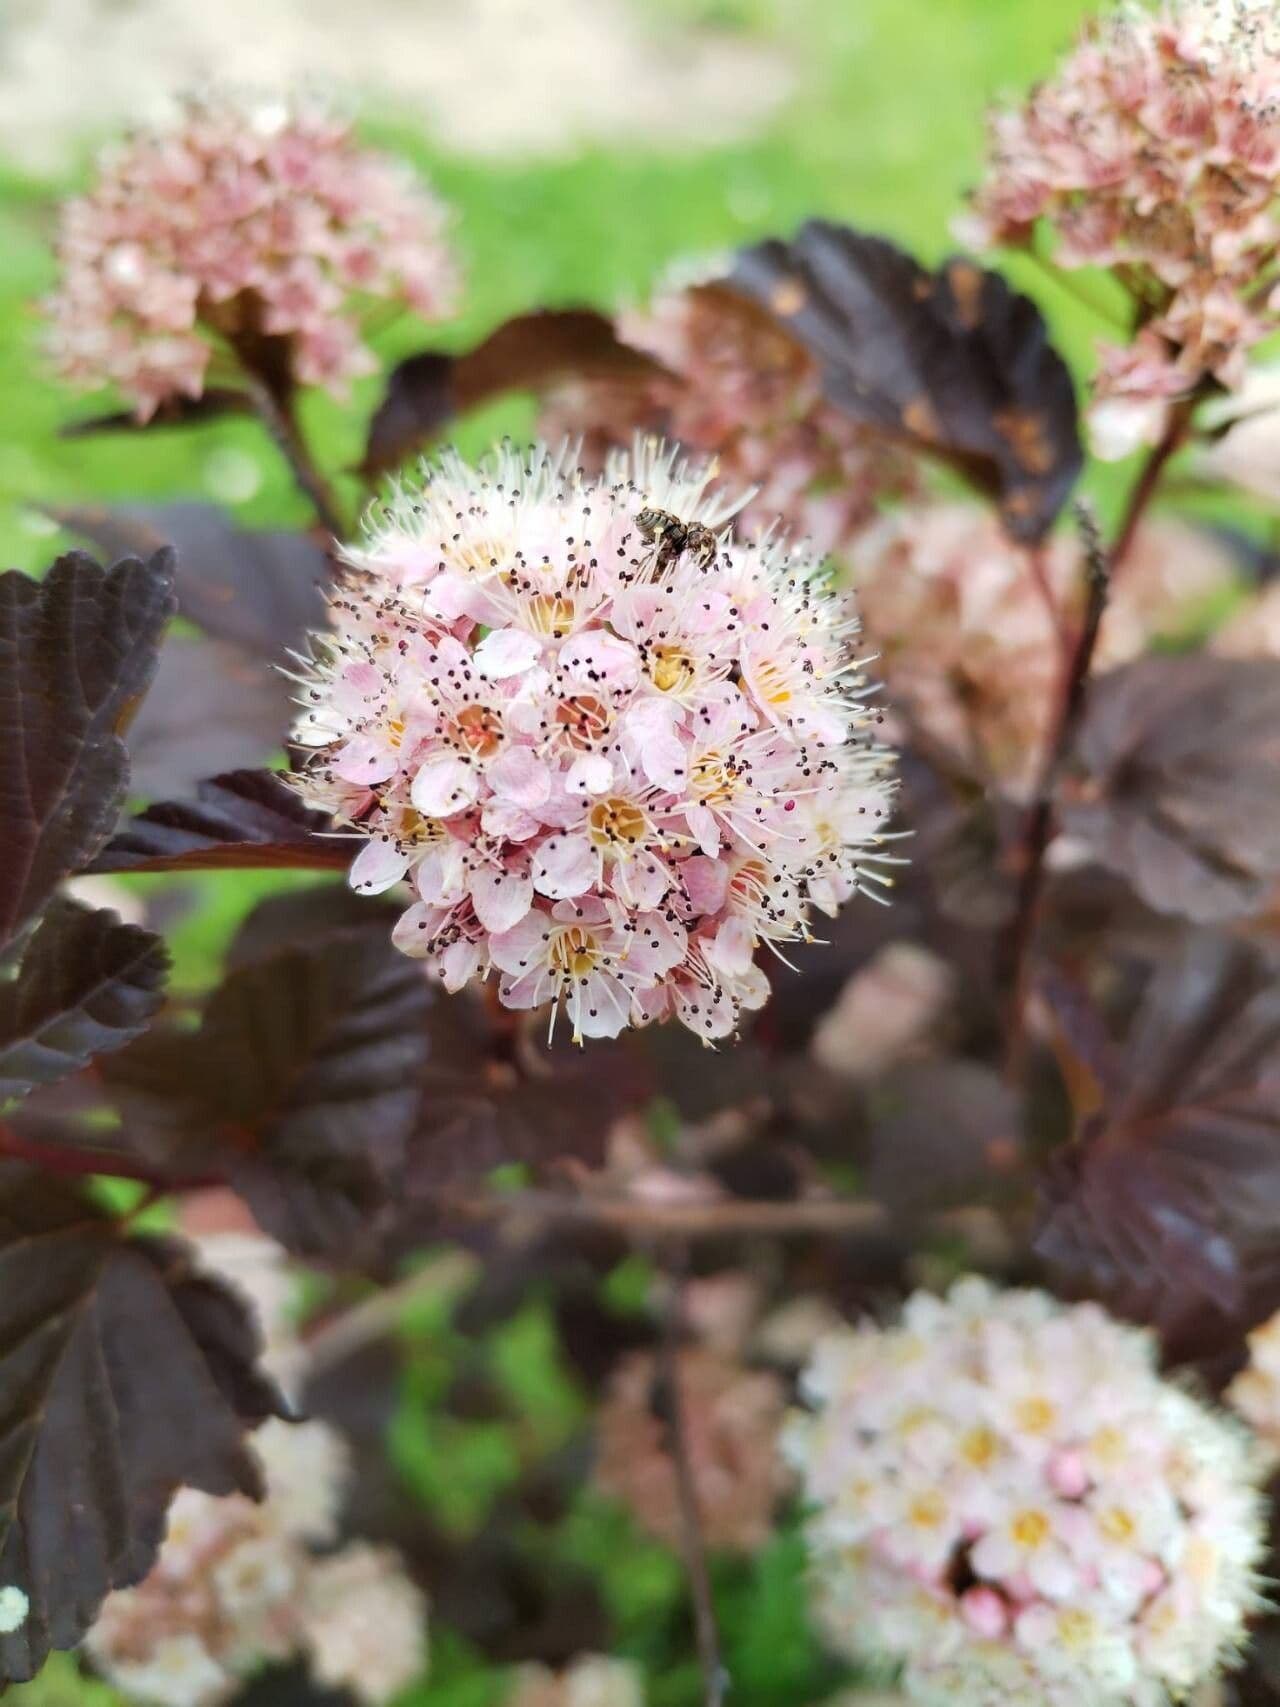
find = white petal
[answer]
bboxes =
[565,752,614,796]
[411,755,477,817]
[474,627,542,678]
[349,837,410,895]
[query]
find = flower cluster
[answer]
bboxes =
[593,1345,791,1553]
[1227,1308,1280,1452]
[968,0,1280,458]
[85,1234,427,1707]
[852,504,1236,795]
[506,1655,645,1707]
[540,283,919,558]
[46,89,459,418]
[292,440,897,1043]
[787,1278,1267,1707]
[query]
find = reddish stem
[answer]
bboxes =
[1107,400,1193,579]
[0,1122,217,1191]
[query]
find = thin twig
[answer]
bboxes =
[659,1251,728,1707]
[239,371,348,540]
[303,1249,479,1374]
[1106,400,1193,578]
[443,1187,888,1241]
[1001,503,1112,1063]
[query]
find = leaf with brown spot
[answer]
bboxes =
[0,1167,284,1683]
[362,309,669,477]
[728,221,1083,540]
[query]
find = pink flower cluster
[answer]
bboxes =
[540,281,919,558]
[852,503,1237,796]
[593,1345,792,1553]
[788,1279,1267,1707]
[968,0,1280,458]
[292,440,897,1044]
[46,90,459,418]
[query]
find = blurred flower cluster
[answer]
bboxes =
[46,89,458,418]
[968,0,1280,458]
[788,1279,1266,1706]
[852,506,1237,795]
[84,1237,427,1707]
[541,281,920,557]
[293,439,896,1042]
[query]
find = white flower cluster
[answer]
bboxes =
[1228,1307,1280,1454]
[787,1279,1267,1707]
[85,1236,427,1707]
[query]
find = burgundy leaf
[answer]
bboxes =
[0,900,168,1102]
[729,221,1083,540]
[91,769,348,875]
[51,504,329,661]
[1035,932,1280,1354]
[102,925,433,1260]
[1061,654,1280,924]
[0,549,176,954]
[362,309,667,477]
[122,637,296,802]
[0,1166,283,1683]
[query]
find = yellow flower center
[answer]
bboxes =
[1014,1395,1057,1435]
[751,655,793,708]
[650,645,696,694]
[588,796,648,853]
[959,1426,999,1469]
[1010,1509,1050,1549]
[689,751,737,806]
[908,1491,947,1530]
[550,926,600,980]
[1098,1505,1137,1545]
[528,594,577,637]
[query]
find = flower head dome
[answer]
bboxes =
[291,439,897,1044]
[46,88,459,418]
[967,0,1280,457]
[787,1278,1267,1707]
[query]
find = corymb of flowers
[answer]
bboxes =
[45,88,459,419]
[787,1279,1268,1707]
[292,439,897,1043]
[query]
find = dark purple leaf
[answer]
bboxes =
[0,900,168,1102]
[51,504,330,661]
[1035,932,1280,1354]
[0,549,176,954]
[729,221,1083,540]
[103,925,433,1260]
[0,1166,283,1683]
[91,769,348,875]
[362,309,667,477]
[1061,654,1280,924]
[124,634,294,801]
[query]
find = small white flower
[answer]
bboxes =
[0,1585,28,1635]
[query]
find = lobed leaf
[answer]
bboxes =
[729,220,1083,540]
[0,1165,283,1683]
[0,549,176,955]
[1035,932,1280,1355]
[102,922,433,1259]
[0,900,169,1103]
[1061,654,1280,924]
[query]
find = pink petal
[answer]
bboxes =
[489,745,552,808]
[532,834,597,899]
[349,836,410,895]
[470,866,534,933]
[332,733,398,786]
